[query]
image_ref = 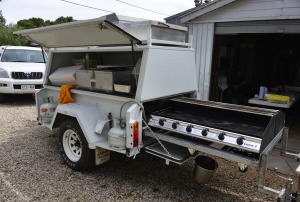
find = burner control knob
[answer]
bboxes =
[158,119,165,126]
[172,122,179,129]
[218,132,226,141]
[236,137,245,145]
[201,129,209,136]
[186,125,193,133]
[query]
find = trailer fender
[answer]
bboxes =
[51,103,107,149]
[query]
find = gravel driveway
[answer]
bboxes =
[0,95,297,201]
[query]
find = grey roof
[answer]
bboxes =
[164,1,215,22]
[164,7,198,21]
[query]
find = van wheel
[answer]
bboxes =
[59,119,95,171]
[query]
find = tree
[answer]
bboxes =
[0,10,5,28]
[44,20,55,26]
[17,19,34,29]
[17,17,44,29]
[54,16,75,24]
[0,16,76,46]
[17,16,75,29]
[0,23,27,46]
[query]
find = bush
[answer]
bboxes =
[0,23,27,46]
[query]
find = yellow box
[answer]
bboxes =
[264,94,291,103]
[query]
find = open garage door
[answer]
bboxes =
[215,20,300,35]
[210,32,300,105]
[212,20,300,153]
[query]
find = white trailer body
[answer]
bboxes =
[14,15,198,170]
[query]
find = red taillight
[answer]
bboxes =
[133,121,139,147]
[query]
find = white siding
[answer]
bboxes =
[189,22,215,100]
[193,0,300,23]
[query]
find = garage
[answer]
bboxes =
[210,20,300,104]
[167,0,300,151]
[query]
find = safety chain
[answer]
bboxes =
[143,120,172,157]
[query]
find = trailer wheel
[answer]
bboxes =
[59,119,94,171]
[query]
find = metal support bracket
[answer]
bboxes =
[258,154,282,198]
[262,126,300,202]
[280,127,300,160]
[144,127,295,201]
[296,165,300,202]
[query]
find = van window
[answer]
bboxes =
[1,49,46,63]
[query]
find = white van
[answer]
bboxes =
[0,46,47,102]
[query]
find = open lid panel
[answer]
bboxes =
[14,19,142,48]
[14,14,188,48]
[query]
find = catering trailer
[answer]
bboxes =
[14,14,298,201]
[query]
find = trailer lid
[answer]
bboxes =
[14,19,142,48]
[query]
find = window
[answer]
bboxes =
[1,49,46,63]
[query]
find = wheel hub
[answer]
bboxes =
[63,129,82,162]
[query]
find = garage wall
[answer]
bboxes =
[192,0,300,23]
[189,22,214,100]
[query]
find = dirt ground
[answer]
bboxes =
[0,94,298,201]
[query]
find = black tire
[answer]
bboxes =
[59,119,95,171]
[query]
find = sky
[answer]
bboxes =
[1,0,195,24]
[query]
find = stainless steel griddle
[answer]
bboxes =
[148,97,285,154]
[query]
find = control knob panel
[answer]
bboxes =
[148,116,261,154]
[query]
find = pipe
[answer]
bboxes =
[284,178,293,202]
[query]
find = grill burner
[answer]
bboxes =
[148,97,285,154]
